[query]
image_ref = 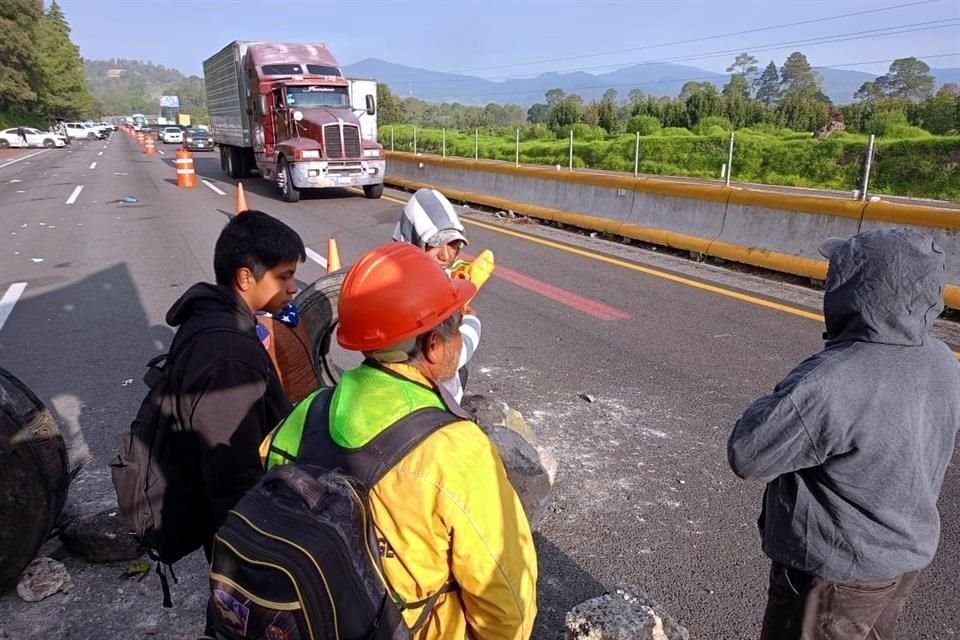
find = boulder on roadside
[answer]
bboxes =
[565,584,689,640]
[461,394,558,530]
[814,120,845,139]
[59,510,143,564]
[16,557,73,602]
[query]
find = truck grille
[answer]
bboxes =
[322,123,362,159]
[323,124,342,158]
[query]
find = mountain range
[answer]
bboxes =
[342,58,960,106]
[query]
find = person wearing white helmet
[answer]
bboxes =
[393,188,481,403]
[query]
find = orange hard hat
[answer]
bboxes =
[337,242,476,352]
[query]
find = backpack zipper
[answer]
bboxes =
[209,571,302,611]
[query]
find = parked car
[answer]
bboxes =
[182,127,213,151]
[0,127,66,148]
[160,126,184,144]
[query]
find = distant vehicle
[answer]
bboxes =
[63,122,107,140]
[182,127,213,151]
[98,121,117,131]
[131,114,147,131]
[0,127,66,148]
[161,127,184,144]
[203,40,383,202]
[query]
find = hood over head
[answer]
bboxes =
[393,188,468,249]
[821,228,944,346]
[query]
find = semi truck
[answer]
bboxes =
[203,41,384,202]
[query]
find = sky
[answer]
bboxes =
[59,0,960,79]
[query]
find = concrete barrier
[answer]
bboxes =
[385,152,960,309]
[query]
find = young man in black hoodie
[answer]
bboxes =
[728,228,960,640]
[165,210,304,554]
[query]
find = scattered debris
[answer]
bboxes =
[30,258,44,263]
[119,559,151,579]
[16,558,74,603]
[20,223,27,228]
[579,393,596,403]
[60,510,144,563]
[566,584,689,640]
[121,196,137,204]
[121,379,134,386]
[48,225,55,229]
[9,179,22,183]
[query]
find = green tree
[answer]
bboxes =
[854,81,884,103]
[32,1,93,119]
[546,90,583,130]
[0,0,41,112]
[780,52,820,96]
[875,57,935,102]
[775,91,830,131]
[376,83,404,124]
[626,114,661,135]
[527,102,549,124]
[725,52,759,98]
[918,86,960,134]
[683,83,723,128]
[754,60,781,107]
[581,101,600,127]
[598,88,619,133]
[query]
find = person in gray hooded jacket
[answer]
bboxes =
[728,228,960,640]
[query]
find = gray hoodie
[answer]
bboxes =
[728,228,960,582]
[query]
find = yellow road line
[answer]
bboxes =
[376,190,960,357]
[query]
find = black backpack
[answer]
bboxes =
[208,387,459,640]
[111,325,254,604]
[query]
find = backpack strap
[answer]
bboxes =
[297,393,461,490]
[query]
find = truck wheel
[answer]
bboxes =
[363,183,384,199]
[219,146,228,173]
[278,158,300,203]
[226,146,244,179]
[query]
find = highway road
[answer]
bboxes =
[0,134,957,639]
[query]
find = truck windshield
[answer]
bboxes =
[284,85,349,108]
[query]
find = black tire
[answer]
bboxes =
[86,132,96,140]
[42,138,55,148]
[363,183,384,199]
[0,139,9,149]
[293,271,348,386]
[225,146,243,179]
[279,158,300,203]
[219,145,228,173]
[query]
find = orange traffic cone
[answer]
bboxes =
[236,182,249,214]
[326,238,341,273]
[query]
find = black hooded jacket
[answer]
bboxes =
[165,283,291,543]
[728,229,960,581]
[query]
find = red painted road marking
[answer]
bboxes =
[462,253,630,320]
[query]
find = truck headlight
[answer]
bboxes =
[363,149,380,158]
[298,150,320,160]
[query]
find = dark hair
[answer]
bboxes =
[213,210,306,286]
[406,311,463,364]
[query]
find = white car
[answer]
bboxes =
[0,127,66,149]
[160,127,183,144]
[63,122,107,140]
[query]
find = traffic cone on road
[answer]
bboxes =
[236,182,249,214]
[327,238,341,273]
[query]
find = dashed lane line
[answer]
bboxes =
[89,162,97,170]
[97,151,103,156]
[66,185,84,205]
[305,247,328,269]
[0,282,27,332]
[202,180,226,196]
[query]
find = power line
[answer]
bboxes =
[383,19,960,87]
[407,52,960,102]
[434,0,943,75]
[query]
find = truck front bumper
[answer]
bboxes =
[290,159,385,189]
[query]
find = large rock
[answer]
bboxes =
[16,558,73,602]
[461,395,558,530]
[59,509,144,563]
[566,584,689,640]
[814,120,845,138]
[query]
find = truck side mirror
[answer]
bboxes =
[365,95,376,116]
[258,95,267,114]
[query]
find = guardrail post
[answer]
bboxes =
[413,127,417,155]
[391,127,394,152]
[442,128,446,158]
[634,132,640,178]
[861,134,875,201]
[516,128,520,167]
[725,132,735,187]
[475,129,479,161]
[569,129,573,172]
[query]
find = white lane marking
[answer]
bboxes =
[202,179,226,196]
[0,149,49,169]
[89,162,97,170]
[97,151,103,156]
[305,247,328,269]
[0,282,27,332]
[65,185,84,205]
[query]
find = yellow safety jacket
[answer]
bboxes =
[260,361,538,640]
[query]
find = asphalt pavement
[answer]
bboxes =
[0,133,957,639]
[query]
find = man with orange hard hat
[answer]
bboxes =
[261,242,538,639]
